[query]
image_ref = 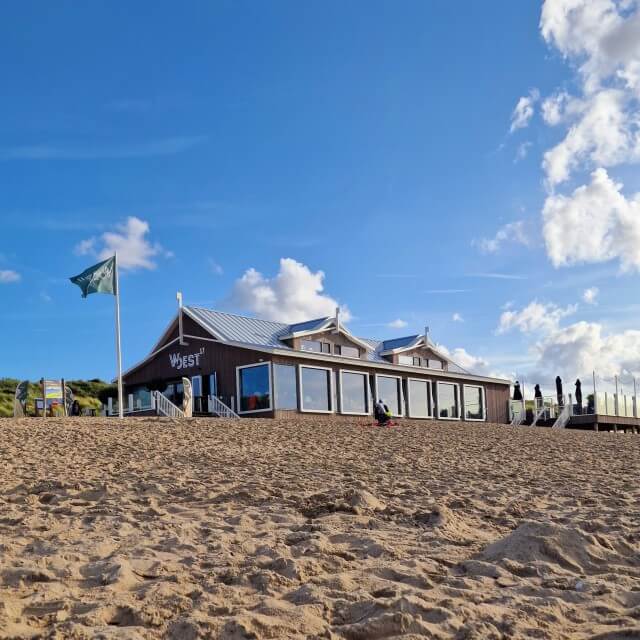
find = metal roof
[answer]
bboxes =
[380,335,421,351]
[184,306,471,372]
[288,317,331,334]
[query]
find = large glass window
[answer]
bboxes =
[437,382,459,419]
[428,360,443,370]
[398,355,413,365]
[300,366,332,412]
[376,375,402,416]
[274,364,298,410]
[408,379,431,418]
[238,363,271,413]
[464,385,484,420]
[340,371,368,414]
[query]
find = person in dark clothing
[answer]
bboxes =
[513,381,523,401]
[71,400,81,416]
[575,379,582,414]
[374,399,391,426]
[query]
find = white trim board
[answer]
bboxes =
[298,364,334,414]
[339,369,371,416]
[236,362,273,415]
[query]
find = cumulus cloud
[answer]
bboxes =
[227,258,351,324]
[514,141,533,162]
[452,312,464,322]
[0,270,20,283]
[539,1,640,186]
[436,344,499,378]
[542,168,640,271]
[387,319,408,329]
[497,296,640,384]
[510,89,540,132]
[498,300,577,335]
[474,221,530,254]
[583,287,599,304]
[75,217,170,271]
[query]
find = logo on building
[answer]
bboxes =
[169,347,205,370]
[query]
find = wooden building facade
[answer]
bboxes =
[122,306,511,423]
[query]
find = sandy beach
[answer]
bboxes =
[0,417,638,639]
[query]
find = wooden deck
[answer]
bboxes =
[568,413,640,433]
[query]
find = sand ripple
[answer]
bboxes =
[0,417,638,638]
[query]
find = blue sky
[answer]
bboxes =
[2,1,640,395]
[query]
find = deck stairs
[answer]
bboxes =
[530,405,547,427]
[552,403,571,429]
[152,391,185,418]
[207,395,240,419]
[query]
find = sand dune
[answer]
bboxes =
[0,417,639,639]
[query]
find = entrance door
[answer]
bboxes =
[192,375,203,412]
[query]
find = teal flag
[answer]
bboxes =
[70,256,116,298]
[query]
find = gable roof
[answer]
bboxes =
[121,305,507,384]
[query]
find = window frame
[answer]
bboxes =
[406,377,433,419]
[235,362,273,415]
[338,369,371,416]
[298,364,334,414]
[272,363,299,410]
[436,381,460,420]
[374,373,405,417]
[463,384,486,421]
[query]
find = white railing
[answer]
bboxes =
[530,399,546,427]
[552,402,572,429]
[153,391,185,418]
[208,395,240,419]
[509,399,526,426]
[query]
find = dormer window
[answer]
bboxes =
[336,345,359,358]
[301,339,331,354]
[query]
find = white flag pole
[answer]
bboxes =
[114,253,124,419]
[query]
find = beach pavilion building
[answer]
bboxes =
[121,306,511,422]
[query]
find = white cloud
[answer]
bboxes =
[226,258,351,324]
[496,295,640,385]
[515,141,533,162]
[208,259,224,276]
[75,217,169,271]
[387,318,408,329]
[436,343,501,378]
[452,312,464,322]
[474,220,530,254]
[538,1,640,186]
[542,89,635,186]
[543,168,640,271]
[0,270,20,283]
[583,287,599,304]
[498,300,578,335]
[510,89,540,132]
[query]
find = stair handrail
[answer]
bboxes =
[208,395,240,419]
[153,390,185,418]
[530,396,549,428]
[552,402,571,429]
[509,399,525,426]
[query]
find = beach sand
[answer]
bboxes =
[0,417,638,639]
